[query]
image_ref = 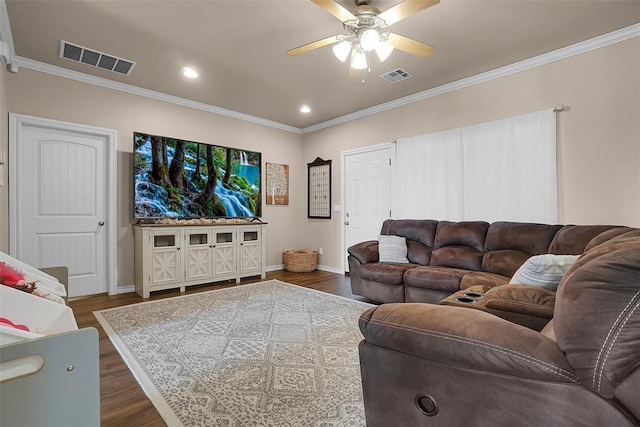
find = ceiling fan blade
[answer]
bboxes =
[379,0,440,26]
[311,0,356,22]
[286,35,341,56]
[387,33,435,58]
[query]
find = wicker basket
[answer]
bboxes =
[283,249,319,273]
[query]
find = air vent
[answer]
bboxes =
[379,68,413,83]
[60,40,135,76]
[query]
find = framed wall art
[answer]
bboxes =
[307,157,331,219]
[266,162,289,205]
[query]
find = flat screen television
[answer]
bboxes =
[133,132,262,219]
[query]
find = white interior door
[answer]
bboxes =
[342,145,391,272]
[10,114,117,297]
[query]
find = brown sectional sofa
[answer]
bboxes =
[357,228,640,426]
[348,219,631,304]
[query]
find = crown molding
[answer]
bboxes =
[8,23,639,135]
[0,0,15,61]
[12,56,303,134]
[302,23,640,134]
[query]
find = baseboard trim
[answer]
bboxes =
[114,267,346,294]
[266,264,344,275]
[317,265,344,275]
[116,285,135,295]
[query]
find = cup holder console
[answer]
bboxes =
[464,292,484,299]
[453,292,485,304]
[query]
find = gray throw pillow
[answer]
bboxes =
[509,254,580,290]
[377,235,409,263]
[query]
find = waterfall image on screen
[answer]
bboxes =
[133,132,262,219]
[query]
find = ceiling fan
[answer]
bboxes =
[287,0,439,76]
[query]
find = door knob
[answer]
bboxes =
[345,221,349,226]
[98,221,105,226]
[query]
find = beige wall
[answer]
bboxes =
[5,69,306,288]
[0,65,7,253]
[3,37,639,283]
[302,38,640,270]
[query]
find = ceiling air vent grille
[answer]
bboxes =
[60,40,136,76]
[379,68,413,83]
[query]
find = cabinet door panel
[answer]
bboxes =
[239,226,262,275]
[186,246,212,281]
[214,246,236,276]
[184,229,213,281]
[240,243,261,274]
[151,249,181,285]
[213,228,237,277]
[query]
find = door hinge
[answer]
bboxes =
[389,158,391,166]
[389,209,392,217]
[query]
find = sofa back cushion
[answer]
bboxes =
[549,225,623,255]
[482,222,562,277]
[584,227,635,252]
[380,219,438,265]
[430,221,489,270]
[554,229,640,399]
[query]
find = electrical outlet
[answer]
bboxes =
[318,248,323,255]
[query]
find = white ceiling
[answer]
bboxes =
[5,0,640,130]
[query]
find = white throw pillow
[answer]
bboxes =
[377,235,409,263]
[509,254,580,290]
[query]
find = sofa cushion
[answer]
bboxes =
[406,240,431,265]
[380,219,438,248]
[380,219,437,265]
[482,249,531,278]
[360,263,418,285]
[434,220,489,252]
[549,225,622,255]
[460,271,510,290]
[584,227,635,252]
[509,254,580,290]
[482,222,563,277]
[404,266,473,292]
[429,221,488,270]
[378,235,409,263]
[554,229,640,398]
[431,246,484,271]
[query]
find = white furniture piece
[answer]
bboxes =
[134,223,266,298]
[0,328,100,427]
[0,263,99,426]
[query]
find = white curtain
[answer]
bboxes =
[395,109,557,223]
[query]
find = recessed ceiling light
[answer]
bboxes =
[183,67,198,78]
[300,105,311,113]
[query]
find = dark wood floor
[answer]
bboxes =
[69,270,366,427]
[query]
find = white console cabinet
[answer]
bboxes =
[134,223,266,298]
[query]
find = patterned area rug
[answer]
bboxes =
[94,280,373,426]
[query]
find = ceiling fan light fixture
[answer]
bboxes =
[375,39,394,62]
[360,28,380,52]
[351,47,368,70]
[332,40,352,62]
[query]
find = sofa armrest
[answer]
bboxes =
[347,240,379,264]
[359,303,577,383]
[483,284,555,318]
[614,363,640,421]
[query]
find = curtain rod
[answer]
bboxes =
[553,104,567,112]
